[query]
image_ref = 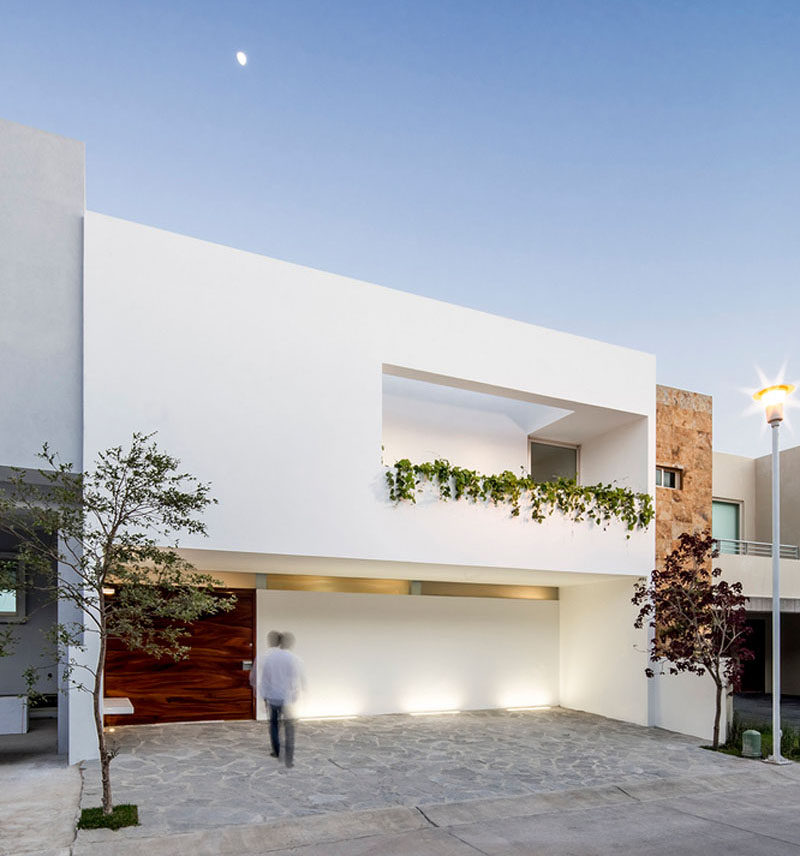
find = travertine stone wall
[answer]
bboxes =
[655,385,713,567]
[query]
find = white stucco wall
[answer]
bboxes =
[651,669,729,743]
[713,449,800,600]
[558,578,648,725]
[755,445,800,548]
[0,119,92,763]
[84,213,656,579]
[254,590,559,718]
[712,452,756,540]
[382,379,533,477]
[67,631,100,764]
[718,554,800,599]
[0,119,84,472]
[580,417,649,492]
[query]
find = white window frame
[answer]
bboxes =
[0,553,25,623]
[656,466,682,490]
[528,438,580,484]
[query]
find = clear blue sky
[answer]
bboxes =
[3,1,799,456]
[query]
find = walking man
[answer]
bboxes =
[249,630,281,697]
[261,631,305,768]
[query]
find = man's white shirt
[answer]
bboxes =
[256,648,305,704]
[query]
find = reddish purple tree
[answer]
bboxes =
[632,531,753,749]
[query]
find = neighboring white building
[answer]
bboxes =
[1,118,720,763]
[713,447,800,695]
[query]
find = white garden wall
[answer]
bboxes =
[651,669,730,743]
[559,578,649,726]
[255,590,559,718]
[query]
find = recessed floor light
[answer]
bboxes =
[409,709,460,716]
[506,705,551,712]
[299,715,358,722]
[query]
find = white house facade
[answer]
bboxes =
[713,447,800,695]
[1,118,720,763]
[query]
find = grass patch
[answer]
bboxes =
[701,744,740,756]
[705,712,800,760]
[78,804,139,830]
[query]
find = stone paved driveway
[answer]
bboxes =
[81,707,744,839]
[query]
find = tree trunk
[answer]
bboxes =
[92,630,113,814]
[712,678,722,750]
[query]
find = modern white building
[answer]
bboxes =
[714,447,800,695]
[1,118,719,762]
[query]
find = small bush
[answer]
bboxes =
[717,712,800,760]
[78,804,139,830]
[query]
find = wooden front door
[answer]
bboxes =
[104,588,255,726]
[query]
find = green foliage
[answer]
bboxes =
[0,432,234,814]
[0,560,20,658]
[385,458,653,535]
[0,626,16,659]
[722,710,750,755]
[0,434,234,669]
[720,711,800,760]
[78,804,139,830]
[632,532,753,749]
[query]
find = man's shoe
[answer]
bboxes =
[270,751,279,758]
[285,761,294,768]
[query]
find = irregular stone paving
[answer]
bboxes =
[80,707,743,839]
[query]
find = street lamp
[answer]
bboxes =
[753,382,795,764]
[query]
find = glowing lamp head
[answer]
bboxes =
[236,51,247,66]
[754,384,795,424]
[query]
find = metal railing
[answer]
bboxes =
[713,538,800,560]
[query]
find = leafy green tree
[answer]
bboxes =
[632,531,753,749]
[0,433,234,814]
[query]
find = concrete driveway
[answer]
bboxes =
[734,693,800,728]
[0,719,81,856]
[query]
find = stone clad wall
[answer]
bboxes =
[655,385,713,567]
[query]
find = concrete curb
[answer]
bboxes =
[9,850,71,856]
[72,805,429,856]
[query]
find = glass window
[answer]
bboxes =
[531,442,577,483]
[712,500,740,541]
[656,467,681,489]
[0,587,16,613]
[0,557,23,620]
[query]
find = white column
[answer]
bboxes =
[768,421,788,763]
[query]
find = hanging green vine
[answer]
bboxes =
[385,458,654,536]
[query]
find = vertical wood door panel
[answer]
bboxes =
[104,589,255,725]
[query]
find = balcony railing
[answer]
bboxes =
[713,538,800,560]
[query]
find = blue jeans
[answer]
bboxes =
[267,700,295,766]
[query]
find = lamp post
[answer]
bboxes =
[753,383,795,765]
